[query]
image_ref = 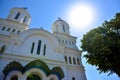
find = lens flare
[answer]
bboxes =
[67,3,96,34]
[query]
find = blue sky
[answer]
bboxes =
[0,0,120,80]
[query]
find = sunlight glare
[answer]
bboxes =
[67,3,96,34]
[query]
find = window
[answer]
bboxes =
[62,40,64,44]
[43,44,46,55]
[27,74,41,80]
[10,75,18,80]
[12,29,15,32]
[65,40,67,44]
[69,41,71,45]
[17,30,20,33]
[72,77,75,80]
[7,28,11,32]
[72,42,74,45]
[73,57,76,65]
[37,40,41,54]
[50,78,56,80]
[77,58,80,65]
[31,42,35,54]
[63,25,65,32]
[1,27,6,30]
[14,12,20,19]
[23,16,27,23]
[0,45,6,53]
[65,56,67,63]
[58,39,60,43]
[69,57,72,64]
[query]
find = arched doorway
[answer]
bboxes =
[10,75,18,80]
[50,78,56,80]
[26,74,41,80]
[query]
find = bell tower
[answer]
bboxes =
[52,18,78,49]
[7,7,31,25]
[0,7,31,35]
[52,17,70,35]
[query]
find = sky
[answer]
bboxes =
[0,0,120,80]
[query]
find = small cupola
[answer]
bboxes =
[52,18,70,35]
[7,7,31,25]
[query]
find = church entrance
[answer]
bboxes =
[26,74,41,80]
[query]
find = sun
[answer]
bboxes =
[67,3,95,33]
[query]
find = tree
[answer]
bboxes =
[81,13,120,77]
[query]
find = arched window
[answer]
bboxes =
[23,16,27,23]
[69,41,71,45]
[27,74,41,80]
[77,58,80,65]
[43,44,46,55]
[37,40,42,54]
[10,75,18,80]
[7,28,11,32]
[69,57,72,64]
[72,42,74,45]
[17,30,21,33]
[31,42,35,54]
[14,12,20,19]
[73,57,76,65]
[62,40,64,44]
[58,39,60,43]
[65,40,67,44]
[56,24,59,32]
[72,77,75,80]
[0,45,6,53]
[63,25,65,32]
[64,56,67,63]
[12,29,16,32]
[1,27,6,30]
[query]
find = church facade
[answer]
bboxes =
[0,7,87,80]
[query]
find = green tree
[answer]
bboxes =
[81,13,120,77]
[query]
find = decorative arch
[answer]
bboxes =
[4,71,23,80]
[2,59,65,80]
[51,66,64,80]
[20,29,60,46]
[24,68,47,80]
[19,29,60,55]
[2,61,23,80]
[48,74,59,80]
[23,59,51,76]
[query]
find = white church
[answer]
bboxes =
[0,7,87,80]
